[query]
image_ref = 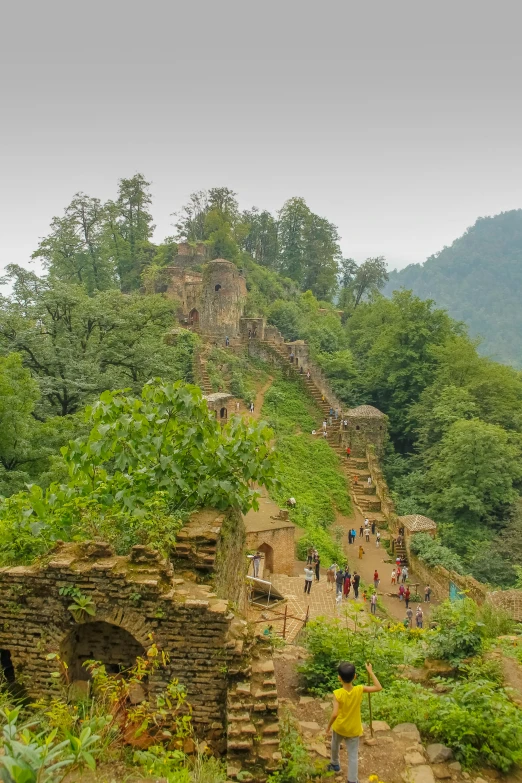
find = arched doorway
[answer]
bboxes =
[189,308,199,325]
[258,543,274,576]
[220,407,227,419]
[61,622,145,681]
[214,284,222,291]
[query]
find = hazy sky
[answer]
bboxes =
[2,1,522,276]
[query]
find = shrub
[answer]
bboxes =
[371,677,522,771]
[426,599,485,662]
[299,617,423,696]
[409,533,465,574]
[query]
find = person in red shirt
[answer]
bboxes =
[373,570,379,589]
[345,446,351,460]
[404,587,411,608]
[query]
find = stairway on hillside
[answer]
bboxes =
[264,338,395,535]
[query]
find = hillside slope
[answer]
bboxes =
[384,209,522,366]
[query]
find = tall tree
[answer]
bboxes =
[105,174,155,291]
[241,208,279,268]
[32,193,116,294]
[277,197,310,285]
[339,256,388,313]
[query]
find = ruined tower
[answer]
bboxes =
[199,259,247,337]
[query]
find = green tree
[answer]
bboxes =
[105,174,155,291]
[241,208,279,268]
[426,418,522,530]
[0,268,193,418]
[277,198,341,299]
[339,256,388,313]
[32,193,117,294]
[348,291,458,449]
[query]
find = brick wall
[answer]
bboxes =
[0,536,250,748]
[246,526,295,577]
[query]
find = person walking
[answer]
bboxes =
[365,528,370,543]
[252,551,261,578]
[364,517,369,529]
[322,419,327,432]
[406,607,413,628]
[307,547,314,565]
[359,525,364,538]
[404,586,411,609]
[326,662,383,782]
[304,565,314,594]
[371,521,376,535]
[307,370,311,379]
[396,565,401,583]
[416,606,424,628]
[352,528,357,543]
[402,566,408,583]
[391,568,396,585]
[335,568,345,597]
[236,400,240,412]
[343,571,351,599]
[315,555,321,582]
[376,531,381,548]
[367,476,372,487]
[347,530,352,545]
[249,401,254,414]
[327,564,336,591]
[424,584,432,603]
[352,571,360,599]
[345,446,351,460]
[370,593,377,615]
[398,583,405,601]
[373,570,379,590]
[358,545,364,560]
[225,336,230,347]
[353,474,359,485]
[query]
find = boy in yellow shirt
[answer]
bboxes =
[326,662,383,782]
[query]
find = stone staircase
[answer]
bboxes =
[227,646,280,776]
[261,337,390,527]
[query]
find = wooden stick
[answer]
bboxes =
[367,668,374,738]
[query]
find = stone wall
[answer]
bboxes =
[200,260,247,337]
[245,525,295,578]
[164,267,204,318]
[366,446,400,530]
[407,552,488,604]
[487,589,522,622]
[0,541,244,745]
[239,317,265,341]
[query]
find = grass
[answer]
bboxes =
[261,377,351,564]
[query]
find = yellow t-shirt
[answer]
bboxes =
[331,684,364,737]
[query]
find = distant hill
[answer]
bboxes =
[384,210,522,367]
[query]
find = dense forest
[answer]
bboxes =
[385,209,522,367]
[1,175,522,588]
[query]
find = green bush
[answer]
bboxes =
[371,678,522,771]
[299,617,423,696]
[409,533,465,574]
[426,599,509,663]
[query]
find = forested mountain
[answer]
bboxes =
[384,210,522,366]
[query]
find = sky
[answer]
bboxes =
[1,0,522,276]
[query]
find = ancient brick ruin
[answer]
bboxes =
[0,509,281,772]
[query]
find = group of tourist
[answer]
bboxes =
[327,564,361,600]
[304,548,322,592]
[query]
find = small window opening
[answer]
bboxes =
[355,425,360,430]
[215,284,222,291]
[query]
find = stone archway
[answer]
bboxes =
[258,543,274,576]
[189,308,199,325]
[60,621,146,681]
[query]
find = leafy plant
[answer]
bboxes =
[267,708,324,783]
[0,706,100,782]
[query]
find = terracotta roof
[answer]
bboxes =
[399,515,437,532]
[346,405,385,418]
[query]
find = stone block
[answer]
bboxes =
[401,765,436,783]
[431,765,452,779]
[404,752,425,766]
[370,720,391,732]
[426,744,453,764]
[393,723,421,741]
